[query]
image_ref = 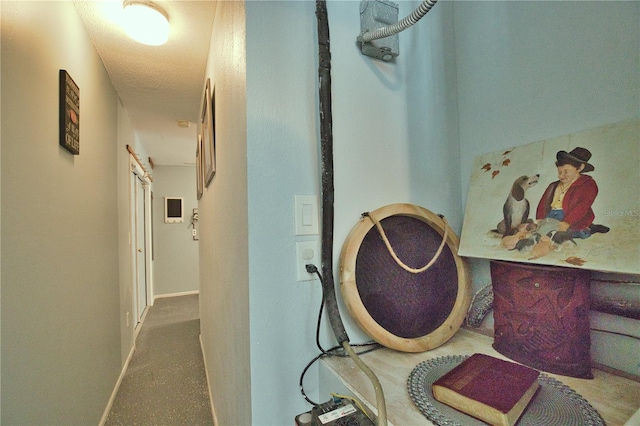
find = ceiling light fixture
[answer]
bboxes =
[122,0,170,46]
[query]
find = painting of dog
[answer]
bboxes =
[496,174,539,235]
[459,119,639,275]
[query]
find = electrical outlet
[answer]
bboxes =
[296,241,320,282]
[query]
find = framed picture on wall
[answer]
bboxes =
[459,119,640,275]
[59,70,80,155]
[201,78,216,187]
[196,133,203,200]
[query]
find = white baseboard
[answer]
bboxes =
[200,334,219,426]
[154,290,199,300]
[133,305,151,343]
[99,345,135,426]
[625,407,640,426]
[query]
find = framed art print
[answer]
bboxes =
[59,70,80,155]
[196,133,203,200]
[459,120,639,275]
[201,78,216,186]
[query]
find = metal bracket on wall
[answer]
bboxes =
[191,208,199,240]
[358,0,399,61]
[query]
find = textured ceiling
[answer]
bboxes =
[74,0,216,166]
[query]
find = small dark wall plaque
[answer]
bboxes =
[59,70,79,155]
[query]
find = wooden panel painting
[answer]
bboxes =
[459,120,639,275]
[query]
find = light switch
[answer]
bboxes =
[302,203,313,226]
[295,195,319,235]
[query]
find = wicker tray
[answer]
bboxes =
[407,355,605,426]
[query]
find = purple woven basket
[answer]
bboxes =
[340,204,472,352]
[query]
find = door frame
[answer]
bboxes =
[129,155,153,334]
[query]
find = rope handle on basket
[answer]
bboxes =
[362,212,449,274]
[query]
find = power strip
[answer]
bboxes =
[295,398,374,426]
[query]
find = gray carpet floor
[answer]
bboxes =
[105,294,214,425]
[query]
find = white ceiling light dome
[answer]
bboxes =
[123,0,170,46]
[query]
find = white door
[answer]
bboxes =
[134,174,148,326]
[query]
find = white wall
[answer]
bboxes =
[152,165,199,296]
[1,1,123,423]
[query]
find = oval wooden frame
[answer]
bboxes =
[339,203,472,352]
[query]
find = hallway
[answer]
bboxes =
[105,294,214,425]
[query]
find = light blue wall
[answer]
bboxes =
[454,1,639,289]
[453,0,639,369]
[246,1,460,422]
[331,0,462,340]
[246,3,326,420]
[245,1,639,423]
[455,1,639,203]
[152,165,199,296]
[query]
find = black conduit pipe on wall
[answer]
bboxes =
[315,2,388,424]
[315,0,349,345]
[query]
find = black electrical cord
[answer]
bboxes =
[316,0,349,346]
[299,264,381,406]
[299,352,327,406]
[306,264,331,355]
[314,3,388,422]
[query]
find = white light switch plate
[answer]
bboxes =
[295,195,319,236]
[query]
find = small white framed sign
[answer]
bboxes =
[164,197,184,223]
